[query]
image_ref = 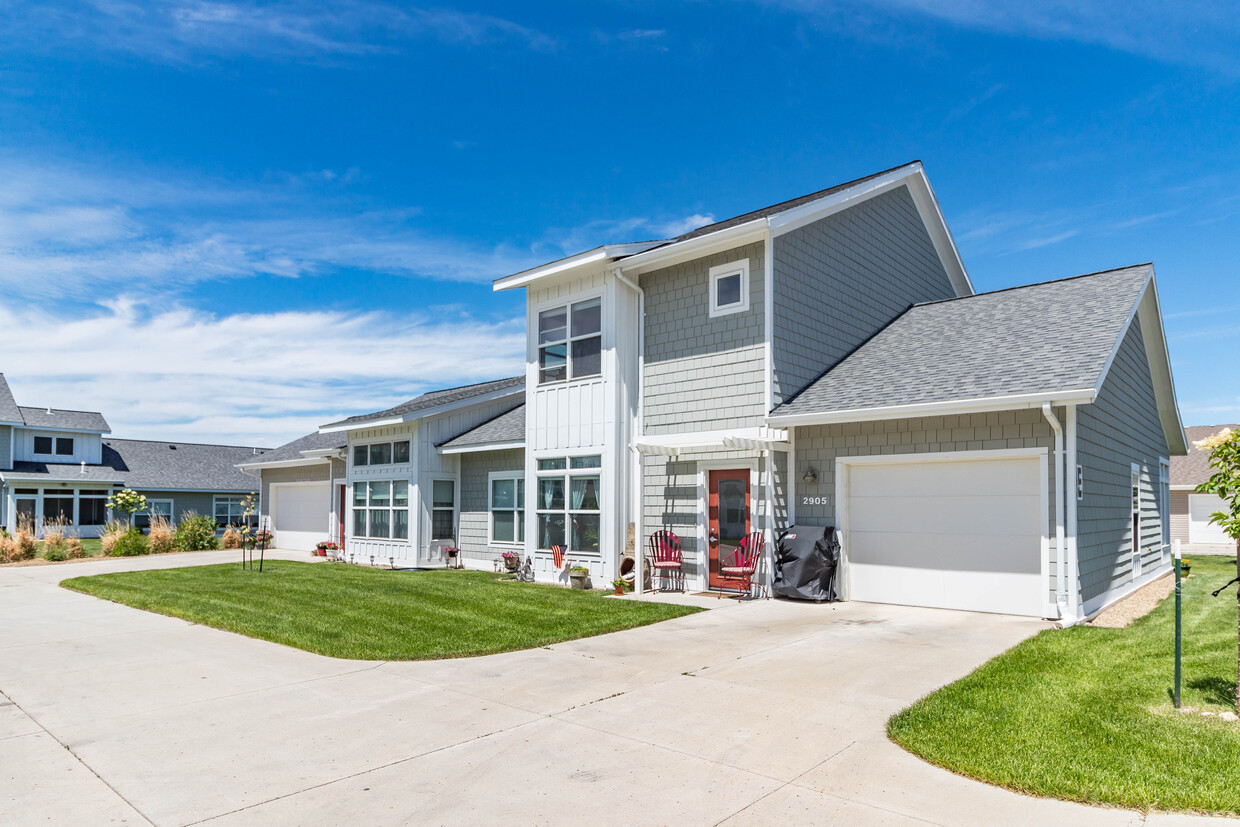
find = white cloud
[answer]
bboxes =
[766,0,1240,74]
[0,156,543,298]
[6,0,555,63]
[0,298,526,446]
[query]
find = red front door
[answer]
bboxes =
[338,485,347,548]
[708,469,750,589]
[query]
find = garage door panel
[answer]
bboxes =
[848,493,1042,537]
[852,459,1038,498]
[845,456,1044,617]
[1190,494,1231,545]
[272,484,329,552]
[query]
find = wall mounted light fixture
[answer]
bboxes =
[802,467,818,484]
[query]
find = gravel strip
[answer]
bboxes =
[1088,572,1176,628]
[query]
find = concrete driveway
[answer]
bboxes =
[1,552,1232,826]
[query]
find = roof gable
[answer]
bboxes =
[321,376,524,431]
[239,430,346,468]
[0,374,20,424]
[17,406,111,433]
[1174,424,1240,485]
[437,404,525,452]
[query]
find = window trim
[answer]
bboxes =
[351,440,411,468]
[32,435,54,456]
[536,295,603,386]
[487,471,525,547]
[350,479,410,541]
[534,454,602,555]
[213,495,251,528]
[55,436,74,456]
[430,477,458,542]
[708,258,750,318]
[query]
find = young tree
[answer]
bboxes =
[106,489,148,527]
[1194,427,1240,712]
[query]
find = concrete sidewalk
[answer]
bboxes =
[1,551,1234,826]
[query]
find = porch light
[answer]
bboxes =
[802,467,818,484]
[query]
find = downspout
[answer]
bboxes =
[1042,403,1076,626]
[1065,405,1081,621]
[615,268,646,595]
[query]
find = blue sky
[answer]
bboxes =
[1,0,1237,445]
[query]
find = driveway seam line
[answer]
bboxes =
[0,688,156,826]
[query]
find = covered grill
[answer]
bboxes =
[772,525,840,601]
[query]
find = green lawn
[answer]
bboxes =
[62,561,702,660]
[889,555,1240,815]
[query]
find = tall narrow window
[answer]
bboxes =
[392,481,409,540]
[538,299,602,384]
[490,475,525,544]
[368,481,391,539]
[431,480,455,540]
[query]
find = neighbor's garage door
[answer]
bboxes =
[1190,494,1232,545]
[271,483,329,551]
[844,455,1044,617]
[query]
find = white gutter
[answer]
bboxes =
[1042,403,1076,627]
[1065,404,1081,621]
[615,267,646,596]
[770,388,1097,427]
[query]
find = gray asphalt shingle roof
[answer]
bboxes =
[323,376,525,429]
[773,264,1153,419]
[438,405,525,449]
[0,375,20,423]
[16,406,111,433]
[242,430,347,466]
[1173,424,1239,486]
[4,462,126,484]
[5,439,268,490]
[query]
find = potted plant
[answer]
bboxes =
[315,541,339,558]
[610,577,628,596]
[501,550,520,572]
[1181,558,1192,577]
[444,546,461,568]
[569,565,590,590]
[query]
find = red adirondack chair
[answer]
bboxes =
[647,529,684,593]
[718,531,767,600]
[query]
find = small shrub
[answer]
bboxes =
[14,518,38,561]
[65,537,86,559]
[221,525,242,549]
[147,515,176,555]
[100,520,127,556]
[110,528,150,557]
[174,512,219,552]
[0,536,20,563]
[41,519,72,561]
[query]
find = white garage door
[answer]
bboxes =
[272,483,329,551]
[844,455,1044,617]
[1190,494,1232,545]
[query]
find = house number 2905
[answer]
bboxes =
[801,496,829,506]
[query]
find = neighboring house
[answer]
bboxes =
[481,160,1186,622]
[235,431,347,552]
[0,374,268,537]
[1170,424,1238,548]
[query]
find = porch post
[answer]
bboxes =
[633,446,644,595]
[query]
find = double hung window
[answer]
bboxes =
[489,474,525,544]
[538,298,602,384]
[431,480,456,541]
[535,456,601,553]
[352,481,409,540]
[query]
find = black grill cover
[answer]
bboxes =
[772,525,840,601]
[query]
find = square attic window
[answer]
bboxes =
[709,259,750,318]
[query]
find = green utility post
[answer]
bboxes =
[1174,539,1182,709]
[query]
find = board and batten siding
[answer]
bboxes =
[771,185,957,404]
[641,241,766,435]
[458,448,524,567]
[1075,316,1170,608]
[793,409,1060,606]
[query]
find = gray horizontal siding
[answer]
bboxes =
[1076,316,1170,606]
[459,449,525,565]
[642,241,767,434]
[794,409,1059,606]
[771,185,956,404]
[132,490,217,524]
[1170,490,1190,544]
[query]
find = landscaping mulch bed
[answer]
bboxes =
[1088,572,1176,628]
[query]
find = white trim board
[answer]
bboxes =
[769,389,1096,427]
[438,439,525,455]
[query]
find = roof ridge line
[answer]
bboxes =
[105,437,271,450]
[911,263,1153,308]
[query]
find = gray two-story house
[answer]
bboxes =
[485,161,1186,623]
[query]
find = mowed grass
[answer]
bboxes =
[888,555,1240,815]
[62,561,702,660]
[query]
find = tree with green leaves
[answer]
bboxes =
[106,488,148,527]
[1194,427,1240,712]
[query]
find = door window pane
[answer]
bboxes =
[718,479,747,543]
[393,441,410,463]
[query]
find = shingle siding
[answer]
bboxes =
[794,409,1060,605]
[459,449,524,566]
[771,185,957,404]
[1076,317,1170,606]
[642,241,766,434]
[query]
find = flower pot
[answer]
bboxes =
[569,572,589,590]
[316,549,328,557]
[613,585,625,596]
[503,556,520,572]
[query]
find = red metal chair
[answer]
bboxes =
[647,530,684,593]
[718,532,767,600]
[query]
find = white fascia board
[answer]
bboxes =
[235,457,330,471]
[21,426,111,436]
[766,166,918,235]
[2,475,125,484]
[767,389,1098,427]
[633,426,789,453]
[299,448,345,459]
[613,221,767,277]
[318,388,523,434]
[0,419,22,427]
[437,439,525,455]
[492,242,665,292]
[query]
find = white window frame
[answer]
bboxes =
[487,471,525,547]
[536,296,603,385]
[1159,458,1171,556]
[534,454,602,555]
[430,477,458,542]
[1131,463,1142,578]
[352,440,411,468]
[213,495,246,528]
[708,258,750,318]
[351,480,409,540]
